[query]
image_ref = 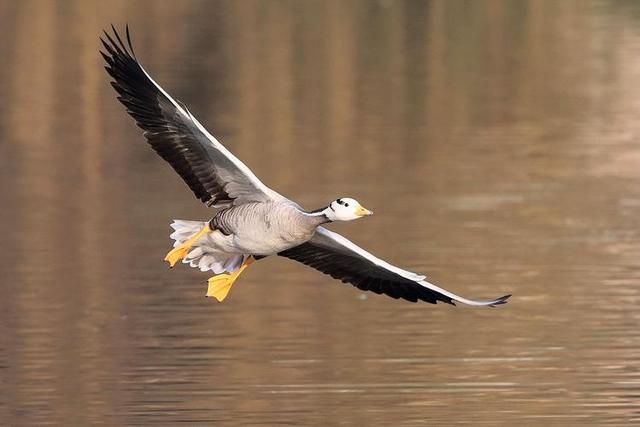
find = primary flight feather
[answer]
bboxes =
[101,25,510,306]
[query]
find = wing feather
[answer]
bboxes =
[279,227,510,306]
[101,25,284,207]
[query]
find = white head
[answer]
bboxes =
[323,197,373,222]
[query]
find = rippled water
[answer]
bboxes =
[2,0,640,425]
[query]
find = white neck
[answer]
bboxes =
[300,206,335,222]
[321,206,337,221]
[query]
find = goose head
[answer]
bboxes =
[323,198,373,222]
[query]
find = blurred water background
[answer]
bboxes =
[1,0,640,425]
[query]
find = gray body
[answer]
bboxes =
[210,202,327,256]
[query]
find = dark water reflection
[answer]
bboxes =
[2,0,640,425]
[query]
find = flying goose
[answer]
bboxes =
[101,26,510,306]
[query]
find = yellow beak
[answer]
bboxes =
[356,205,373,217]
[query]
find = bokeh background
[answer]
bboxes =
[1,0,640,425]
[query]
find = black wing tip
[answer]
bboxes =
[125,23,136,58]
[101,23,136,60]
[489,294,511,307]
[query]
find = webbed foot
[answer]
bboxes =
[206,256,255,301]
[164,224,211,267]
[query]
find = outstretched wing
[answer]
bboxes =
[279,227,510,306]
[101,25,285,207]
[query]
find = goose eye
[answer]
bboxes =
[345,203,349,207]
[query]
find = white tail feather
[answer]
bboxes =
[169,219,247,274]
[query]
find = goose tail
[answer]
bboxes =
[168,220,247,273]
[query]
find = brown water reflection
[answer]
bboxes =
[2,0,640,425]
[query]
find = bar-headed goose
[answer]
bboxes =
[101,26,510,306]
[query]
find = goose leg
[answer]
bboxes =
[206,256,255,302]
[164,224,211,267]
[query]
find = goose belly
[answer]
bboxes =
[226,222,311,255]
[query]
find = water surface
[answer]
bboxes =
[1,1,640,425]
